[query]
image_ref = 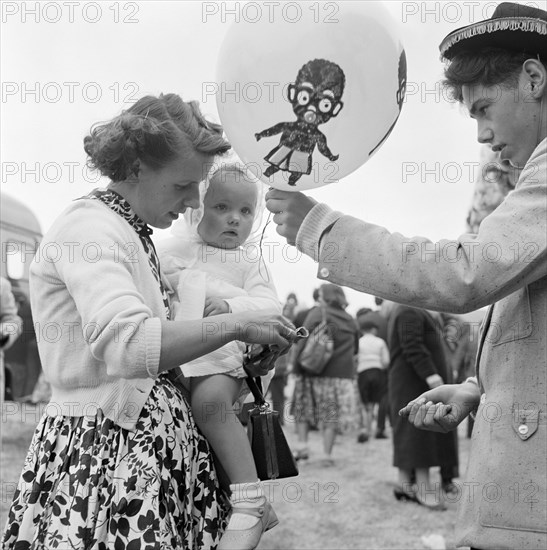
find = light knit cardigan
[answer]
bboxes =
[30,199,165,430]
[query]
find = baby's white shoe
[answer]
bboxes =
[218,497,279,550]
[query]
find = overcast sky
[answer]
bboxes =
[2,1,537,314]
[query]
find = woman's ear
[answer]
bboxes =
[523,59,547,99]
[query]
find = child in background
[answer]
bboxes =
[356,318,390,441]
[158,161,281,549]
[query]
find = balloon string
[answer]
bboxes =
[257,210,272,284]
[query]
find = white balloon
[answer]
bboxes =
[216,1,407,191]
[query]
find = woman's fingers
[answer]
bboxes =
[260,316,297,346]
[274,321,298,348]
[235,310,300,348]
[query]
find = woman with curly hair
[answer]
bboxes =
[2,93,297,549]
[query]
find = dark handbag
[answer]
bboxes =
[244,370,299,481]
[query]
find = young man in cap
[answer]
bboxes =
[265,3,546,549]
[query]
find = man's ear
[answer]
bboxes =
[523,59,547,99]
[332,101,344,117]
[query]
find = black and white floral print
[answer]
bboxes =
[3,377,228,549]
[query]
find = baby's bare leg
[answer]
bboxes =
[190,374,258,484]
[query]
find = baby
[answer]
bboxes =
[158,161,281,549]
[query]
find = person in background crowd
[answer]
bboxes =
[356,307,372,318]
[426,310,460,498]
[290,284,359,466]
[355,318,390,443]
[356,298,393,438]
[285,288,321,426]
[282,292,298,321]
[354,308,371,439]
[354,307,373,441]
[294,288,320,328]
[0,277,23,404]
[388,305,458,509]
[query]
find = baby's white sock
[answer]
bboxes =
[228,481,265,530]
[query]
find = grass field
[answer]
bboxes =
[1,402,471,549]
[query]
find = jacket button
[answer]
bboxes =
[320,267,330,278]
[518,424,529,435]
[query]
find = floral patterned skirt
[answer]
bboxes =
[292,375,358,433]
[2,375,228,549]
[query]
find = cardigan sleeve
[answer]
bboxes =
[35,203,163,379]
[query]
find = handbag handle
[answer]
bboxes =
[244,368,267,407]
[242,327,309,407]
[244,366,264,404]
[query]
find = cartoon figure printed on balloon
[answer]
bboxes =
[255,59,345,186]
[369,49,407,156]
